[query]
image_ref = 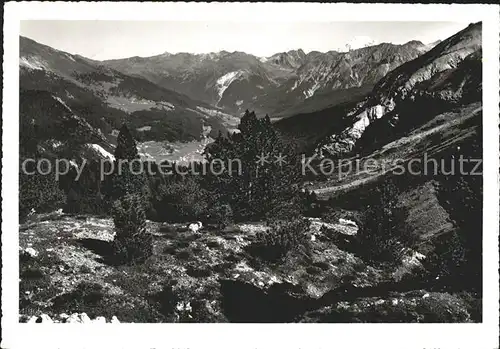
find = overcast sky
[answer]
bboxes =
[20,21,471,60]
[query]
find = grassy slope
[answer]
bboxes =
[311,103,481,198]
[305,102,481,260]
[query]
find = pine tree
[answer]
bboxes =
[111,124,145,200]
[357,178,412,263]
[110,124,152,264]
[204,110,302,221]
[111,194,152,264]
[115,124,140,161]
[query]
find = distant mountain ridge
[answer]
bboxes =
[103,40,430,116]
[19,36,239,154]
[311,22,482,157]
[19,26,469,157]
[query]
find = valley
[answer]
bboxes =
[137,138,214,164]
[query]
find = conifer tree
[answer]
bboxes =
[112,193,152,264]
[204,110,302,221]
[110,124,152,264]
[111,124,145,200]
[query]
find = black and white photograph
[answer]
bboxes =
[2,2,499,349]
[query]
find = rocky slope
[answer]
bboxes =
[314,22,482,157]
[20,36,231,145]
[20,89,115,162]
[19,211,479,323]
[104,41,428,117]
[278,41,427,102]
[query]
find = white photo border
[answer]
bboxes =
[2,2,499,349]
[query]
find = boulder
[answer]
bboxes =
[338,218,358,229]
[308,217,358,237]
[308,218,336,234]
[393,248,427,281]
[93,316,106,324]
[238,223,267,235]
[188,222,203,233]
[39,314,53,323]
[24,312,116,324]
[24,247,39,258]
[79,313,91,323]
[66,313,81,323]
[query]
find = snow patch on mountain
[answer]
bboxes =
[303,82,321,99]
[52,96,72,112]
[87,144,115,161]
[65,53,76,62]
[20,56,47,71]
[137,126,152,132]
[215,71,243,103]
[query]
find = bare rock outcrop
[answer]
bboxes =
[21,312,122,323]
[315,22,482,157]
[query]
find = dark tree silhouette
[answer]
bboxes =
[110,124,152,264]
[204,110,303,221]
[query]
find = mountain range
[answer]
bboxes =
[20,36,236,149]
[19,23,480,164]
[311,22,482,158]
[104,40,430,117]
